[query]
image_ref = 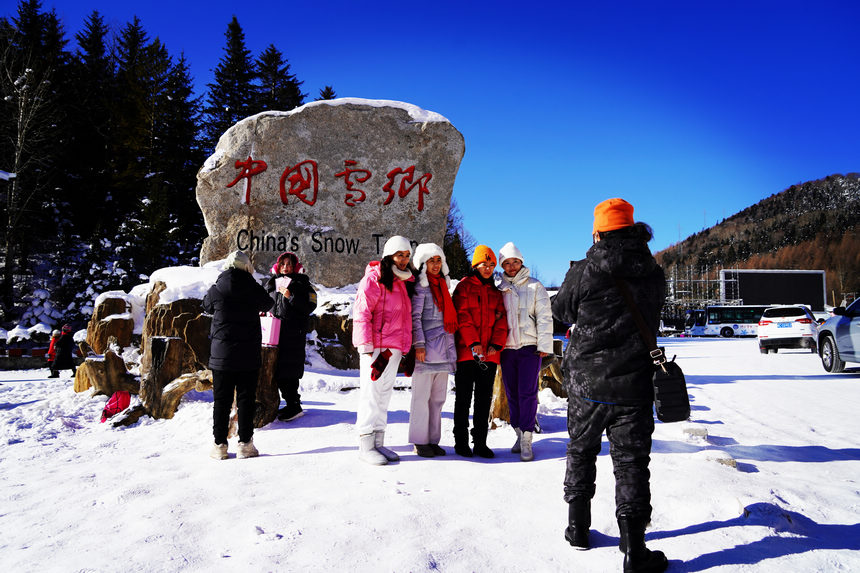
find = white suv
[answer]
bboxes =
[757,305,819,354]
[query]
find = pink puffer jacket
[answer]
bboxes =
[352,261,413,354]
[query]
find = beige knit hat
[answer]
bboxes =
[225,250,254,274]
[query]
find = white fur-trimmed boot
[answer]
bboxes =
[359,433,388,465]
[511,428,523,453]
[520,431,534,461]
[374,430,400,462]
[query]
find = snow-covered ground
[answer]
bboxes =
[1,337,858,572]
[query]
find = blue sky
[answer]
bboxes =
[39,0,860,285]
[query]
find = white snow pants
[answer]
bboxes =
[408,371,449,445]
[356,348,402,436]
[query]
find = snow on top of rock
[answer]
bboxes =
[94,289,146,335]
[201,98,449,174]
[296,98,450,124]
[148,263,223,305]
[201,148,226,172]
[94,290,135,310]
[248,97,450,125]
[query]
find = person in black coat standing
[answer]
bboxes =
[264,252,317,421]
[203,250,273,460]
[552,198,668,573]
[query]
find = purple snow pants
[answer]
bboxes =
[500,345,542,432]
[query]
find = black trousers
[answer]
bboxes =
[212,369,258,444]
[564,395,654,520]
[453,360,498,445]
[277,377,301,406]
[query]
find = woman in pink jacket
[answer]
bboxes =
[352,235,415,465]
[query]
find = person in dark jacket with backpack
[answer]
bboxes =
[264,252,318,422]
[203,250,273,460]
[552,198,668,573]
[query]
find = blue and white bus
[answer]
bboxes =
[684,305,772,337]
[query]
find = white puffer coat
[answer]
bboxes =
[496,266,554,353]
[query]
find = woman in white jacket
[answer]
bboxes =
[496,242,554,461]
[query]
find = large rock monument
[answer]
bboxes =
[196,98,465,286]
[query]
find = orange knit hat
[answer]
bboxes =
[593,198,634,233]
[471,245,497,268]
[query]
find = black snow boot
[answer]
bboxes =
[471,429,494,458]
[618,516,668,573]
[564,499,591,550]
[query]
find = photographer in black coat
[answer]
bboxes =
[552,198,667,573]
[264,252,317,422]
[203,250,273,460]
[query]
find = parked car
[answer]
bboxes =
[757,305,819,354]
[818,299,860,372]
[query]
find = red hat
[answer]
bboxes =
[593,198,634,233]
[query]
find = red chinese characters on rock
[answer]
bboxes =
[334,160,371,207]
[227,157,432,210]
[280,160,319,206]
[226,156,268,204]
[382,166,433,212]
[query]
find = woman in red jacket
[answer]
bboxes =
[452,245,508,458]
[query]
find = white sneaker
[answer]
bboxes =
[511,428,523,454]
[237,439,259,459]
[520,431,534,462]
[210,443,228,460]
[359,433,388,465]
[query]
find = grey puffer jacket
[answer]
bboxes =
[552,231,665,405]
[411,283,457,374]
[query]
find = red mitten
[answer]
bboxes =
[370,349,392,381]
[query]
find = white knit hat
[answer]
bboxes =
[498,242,524,266]
[413,243,450,287]
[225,250,254,274]
[382,235,413,258]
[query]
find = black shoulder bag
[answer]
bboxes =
[614,278,690,423]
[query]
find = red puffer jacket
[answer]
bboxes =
[452,274,508,364]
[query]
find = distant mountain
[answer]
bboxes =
[655,173,860,306]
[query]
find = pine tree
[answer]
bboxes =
[111,17,151,227]
[316,85,337,100]
[155,54,205,266]
[254,44,305,113]
[65,10,114,236]
[202,16,256,153]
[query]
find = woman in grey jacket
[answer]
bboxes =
[408,243,458,457]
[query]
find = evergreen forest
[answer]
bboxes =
[656,173,860,311]
[0,2,350,329]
